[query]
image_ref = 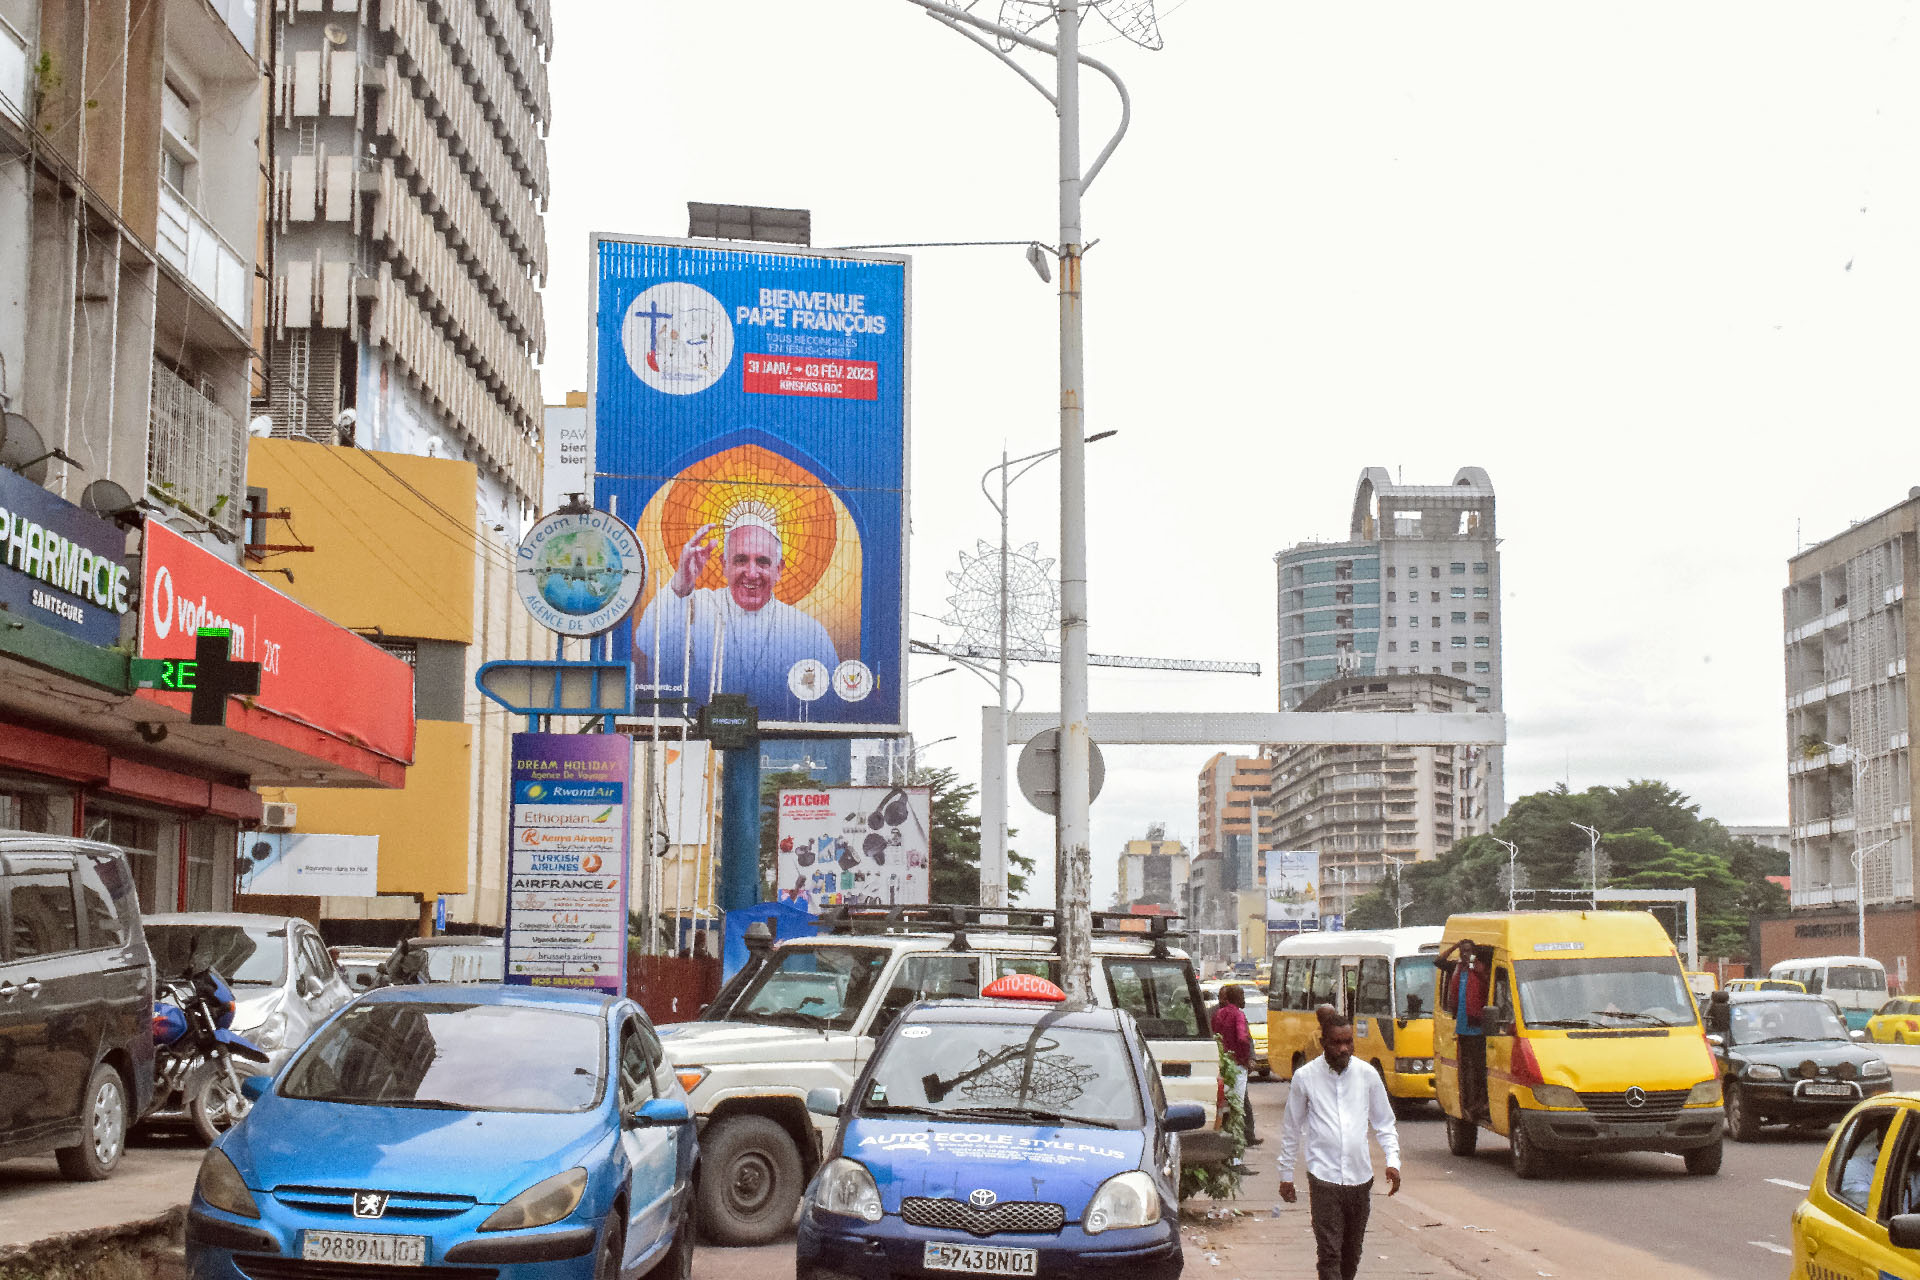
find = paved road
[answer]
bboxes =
[0,1129,201,1250]
[1248,1059,1920,1280]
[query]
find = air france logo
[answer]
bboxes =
[623,282,734,395]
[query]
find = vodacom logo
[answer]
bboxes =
[150,565,176,639]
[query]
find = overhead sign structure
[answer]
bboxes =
[776,786,931,912]
[590,234,909,733]
[506,733,632,996]
[513,508,648,637]
[1265,850,1320,934]
[236,832,378,896]
[0,463,132,647]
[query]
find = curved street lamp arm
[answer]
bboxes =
[903,0,1132,194]
[924,10,1057,107]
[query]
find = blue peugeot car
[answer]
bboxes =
[184,984,697,1279]
[796,976,1203,1280]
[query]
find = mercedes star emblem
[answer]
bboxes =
[353,1191,390,1219]
[1623,1086,1647,1109]
[969,1188,998,1208]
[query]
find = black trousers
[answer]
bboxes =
[1307,1174,1372,1280]
[1458,1035,1486,1117]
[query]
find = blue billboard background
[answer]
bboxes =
[591,236,908,733]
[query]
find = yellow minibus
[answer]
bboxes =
[1269,926,1444,1111]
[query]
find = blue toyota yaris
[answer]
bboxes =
[184,984,697,1279]
[795,977,1203,1280]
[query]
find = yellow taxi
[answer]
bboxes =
[1246,991,1271,1079]
[1867,999,1920,1045]
[1726,978,1808,994]
[1791,1091,1920,1277]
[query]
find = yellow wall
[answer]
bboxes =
[261,720,474,896]
[1236,890,1269,962]
[245,439,477,644]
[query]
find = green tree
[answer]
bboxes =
[918,765,1035,904]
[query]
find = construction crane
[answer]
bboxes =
[912,638,1259,676]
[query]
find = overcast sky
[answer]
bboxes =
[542,1,1920,907]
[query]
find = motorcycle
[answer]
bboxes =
[148,967,272,1145]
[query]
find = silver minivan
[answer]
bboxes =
[142,913,353,1088]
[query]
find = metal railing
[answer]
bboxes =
[148,361,244,538]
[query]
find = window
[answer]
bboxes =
[618,1024,654,1108]
[1410,640,1421,652]
[1431,616,1441,628]
[1491,968,1515,1027]
[1386,616,1397,627]
[1474,686,1490,698]
[1104,959,1202,1038]
[1474,636,1490,649]
[1474,586,1489,599]
[1452,612,1466,624]
[1429,591,1441,603]
[1429,567,1440,579]
[75,857,132,948]
[1387,641,1397,653]
[1830,1107,1897,1214]
[1395,956,1436,1018]
[1473,612,1490,624]
[1450,563,1466,574]
[85,808,169,913]
[1356,957,1392,1016]
[1452,662,1467,674]
[876,954,982,1033]
[7,870,79,957]
[1451,586,1467,599]
[1409,616,1419,628]
[1309,957,1340,1006]
[1475,661,1490,673]
[1282,958,1310,1011]
[1451,636,1467,649]
[1386,566,1396,578]
[160,80,199,199]
[1474,562,1489,574]
[1386,591,1397,603]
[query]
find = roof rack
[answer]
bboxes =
[814,903,1189,958]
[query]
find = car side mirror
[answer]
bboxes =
[298,975,323,999]
[1706,1033,1724,1048]
[1162,1103,1206,1133]
[807,1087,844,1118]
[1852,1029,1867,1041]
[240,1075,273,1103]
[630,1098,691,1128]
[1891,1214,1920,1249]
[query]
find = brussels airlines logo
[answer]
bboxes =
[623,283,734,395]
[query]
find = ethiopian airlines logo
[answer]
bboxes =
[622,282,734,395]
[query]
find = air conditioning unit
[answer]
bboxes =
[261,802,297,831]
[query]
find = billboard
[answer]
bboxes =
[506,733,631,996]
[776,786,931,912]
[236,833,378,896]
[1264,850,1320,933]
[590,235,908,733]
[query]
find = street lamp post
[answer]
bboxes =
[1493,838,1520,911]
[1384,855,1408,928]
[1571,823,1601,907]
[978,431,1115,910]
[1853,837,1896,960]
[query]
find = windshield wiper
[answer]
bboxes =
[861,1103,952,1120]
[1527,1017,1604,1029]
[744,1009,835,1030]
[1746,1035,1827,1045]
[1592,1010,1674,1025]
[940,1105,1119,1129]
[313,1095,468,1109]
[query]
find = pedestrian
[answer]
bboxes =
[1277,1015,1401,1280]
[1210,984,1261,1147]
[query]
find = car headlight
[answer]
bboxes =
[248,1010,288,1052]
[812,1157,883,1223]
[1745,1063,1786,1082]
[1084,1170,1160,1234]
[196,1148,259,1219]
[1394,1057,1434,1075]
[480,1168,588,1232]
[1687,1079,1724,1105]
[1530,1084,1582,1109]
[1862,1057,1892,1078]
[674,1067,709,1094]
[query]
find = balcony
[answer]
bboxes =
[157,185,249,331]
[0,15,25,126]
[149,361,244,538]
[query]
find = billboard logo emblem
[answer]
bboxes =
[623,282,734,395]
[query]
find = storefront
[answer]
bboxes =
[0,468,414,915]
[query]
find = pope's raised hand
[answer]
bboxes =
[672,523,720,596]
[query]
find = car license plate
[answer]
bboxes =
[301,1230,428,1265]
[924,1243,1038,1275]
[1804,1082,1854,1098]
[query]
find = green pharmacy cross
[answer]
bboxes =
[131,628,264,726]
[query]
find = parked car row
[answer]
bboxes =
[1,831,504,1182]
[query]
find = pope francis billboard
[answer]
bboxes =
[590,235,909,734]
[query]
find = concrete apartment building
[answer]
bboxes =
[251,0,553,937]
[1265,672,1489,923]
[1783,493,1920,930]
[1199,752,1270,869]
[1275,467,1506,822]
[1116,826,1190,914]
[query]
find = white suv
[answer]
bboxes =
[658,907,1224,1245]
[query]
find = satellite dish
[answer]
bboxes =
[0,412,50,485]
[323,22,349,46]
[80,479,136,517]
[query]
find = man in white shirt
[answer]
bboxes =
[1276,1015,1401,1280]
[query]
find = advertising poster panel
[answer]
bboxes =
[236,833,378,896]
[775,786,931,912]
[590,235,908,733]
[507,733,632,995]
[1264,850,1320,934]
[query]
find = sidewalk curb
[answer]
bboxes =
[0,1204,185,1278]
[1375,1189,1559,1280]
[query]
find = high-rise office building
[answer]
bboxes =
[1198,752,1271,883]
[1264,672,1491,922]
[1784,494,1920,917]
[1275,466,1505,820]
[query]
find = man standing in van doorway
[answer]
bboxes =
[1277,1016,1401,1280]
[1440,940,1492,1121]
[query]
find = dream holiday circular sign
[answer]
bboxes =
[514,509,647,636]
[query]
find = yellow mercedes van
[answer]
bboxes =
[1434,911,1725,1179]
